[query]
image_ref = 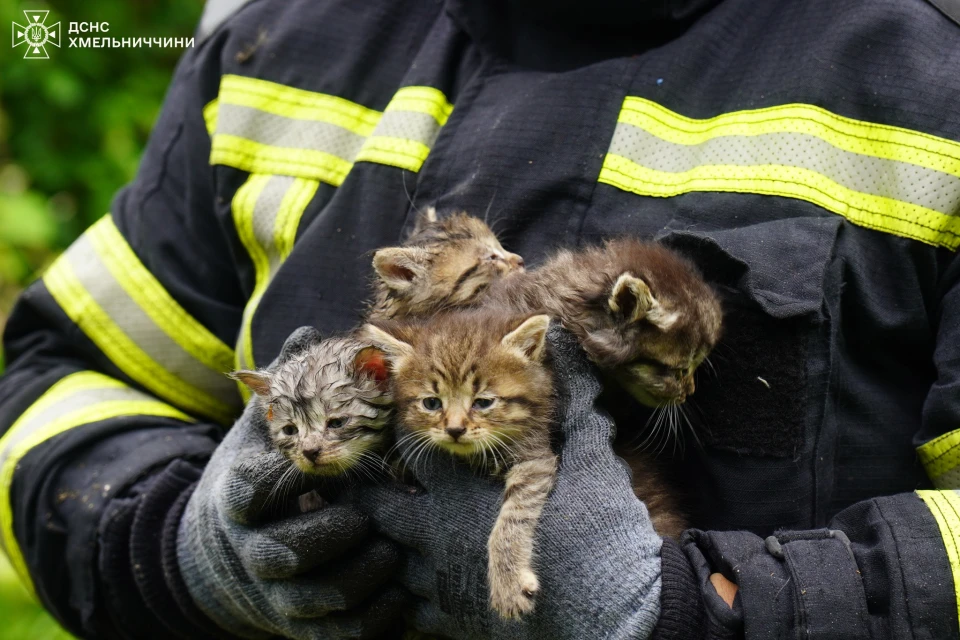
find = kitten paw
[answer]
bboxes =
[490,570,539,619]
[298,490,326,513]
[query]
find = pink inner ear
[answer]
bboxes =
[384,263,416,282]
[356,349,389,382]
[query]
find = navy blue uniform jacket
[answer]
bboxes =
[3,0,960,637]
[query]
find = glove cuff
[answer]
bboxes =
[650,536,705,640]
[132,459,230,639]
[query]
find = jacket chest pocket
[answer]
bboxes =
[657,215,841,458]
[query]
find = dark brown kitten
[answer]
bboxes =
[363,311,555,619]
[368,207,525,320]
[487,238,722,408]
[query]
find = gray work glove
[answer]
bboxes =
[177,327,407,639]
[353,325,663,639]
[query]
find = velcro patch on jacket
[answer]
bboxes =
[919,429,960,488]
[599,97,960,250]
[916,489,960,630]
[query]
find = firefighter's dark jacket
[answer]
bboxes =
[2,0,960,637]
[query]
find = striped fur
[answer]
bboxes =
[232,336,392,476]
[363,311,556,618]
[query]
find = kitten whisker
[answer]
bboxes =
[401,170,422,218]
[679,405,701,450]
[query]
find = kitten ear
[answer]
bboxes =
[411,206,439,235]
[372,247,431,292]
[228,370,272,396]
[608,274,679,330]
[501,314,551,362]
[354,346,389,385]
[608,273,656,324]
[359,324,415,361]
[279,326,323,362]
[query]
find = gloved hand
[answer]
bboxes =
[353,325,663,639]
[177,327,407,639]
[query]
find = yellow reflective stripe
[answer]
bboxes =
[917,490,960,632]
[233,175,319,386]
[600,155,960,248]
[356,137,433,173]
[219,75,380,136]
[919,429,960,488]
[212,135,355,186]
[203,99,219,136]
[601,98,960,250]
[620,98,960,178]
[212,76,451,180]
[43,220,240,424]
[0,371,194,596]
[355,86,451,172]
[87,218,235,375]
[387,86,454,126]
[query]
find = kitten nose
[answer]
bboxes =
[506,252,524,270]
[683,376,696,395]
[445,425,466,441]
[302,437,323,462]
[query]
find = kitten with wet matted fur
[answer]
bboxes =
[364,311,555,619]
[368,207,525,320]
[231,330,393,491]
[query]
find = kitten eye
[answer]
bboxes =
[327,417,345,429]
[472,397,495,410]
[281,424,297,436]
[422,397,442,411]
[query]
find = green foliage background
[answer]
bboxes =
[0,0,204,636]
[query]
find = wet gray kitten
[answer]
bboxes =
[231,331,392,478]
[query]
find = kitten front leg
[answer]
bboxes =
[488,452,557,618]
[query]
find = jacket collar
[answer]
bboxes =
[446,0,723,71]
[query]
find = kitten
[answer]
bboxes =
[231,332,393,479]
[368,207,525,320]
[364,311,556,619]
[487,238,722,408]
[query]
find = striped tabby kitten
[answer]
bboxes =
[231,331,392,478]
[369,207,525,320]
[364,311,555,619]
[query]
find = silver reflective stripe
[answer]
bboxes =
[216,103,368,161]
[609,122,960,215]
[252,174,296,275]
[0,386,140,455]
[368,110,443,147]
[61,236,240,403]
[234,174,319,373]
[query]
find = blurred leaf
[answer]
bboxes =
[0,2,204,630]
[0,192,58,247]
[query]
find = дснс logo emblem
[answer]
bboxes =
[12,10,60,59]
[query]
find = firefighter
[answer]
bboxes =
[2,0,960,637]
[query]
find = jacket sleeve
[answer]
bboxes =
[0,33,246,638]
[652,254,960,640]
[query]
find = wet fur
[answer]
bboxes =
[363,311,556,618]
[232,335,393,477]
